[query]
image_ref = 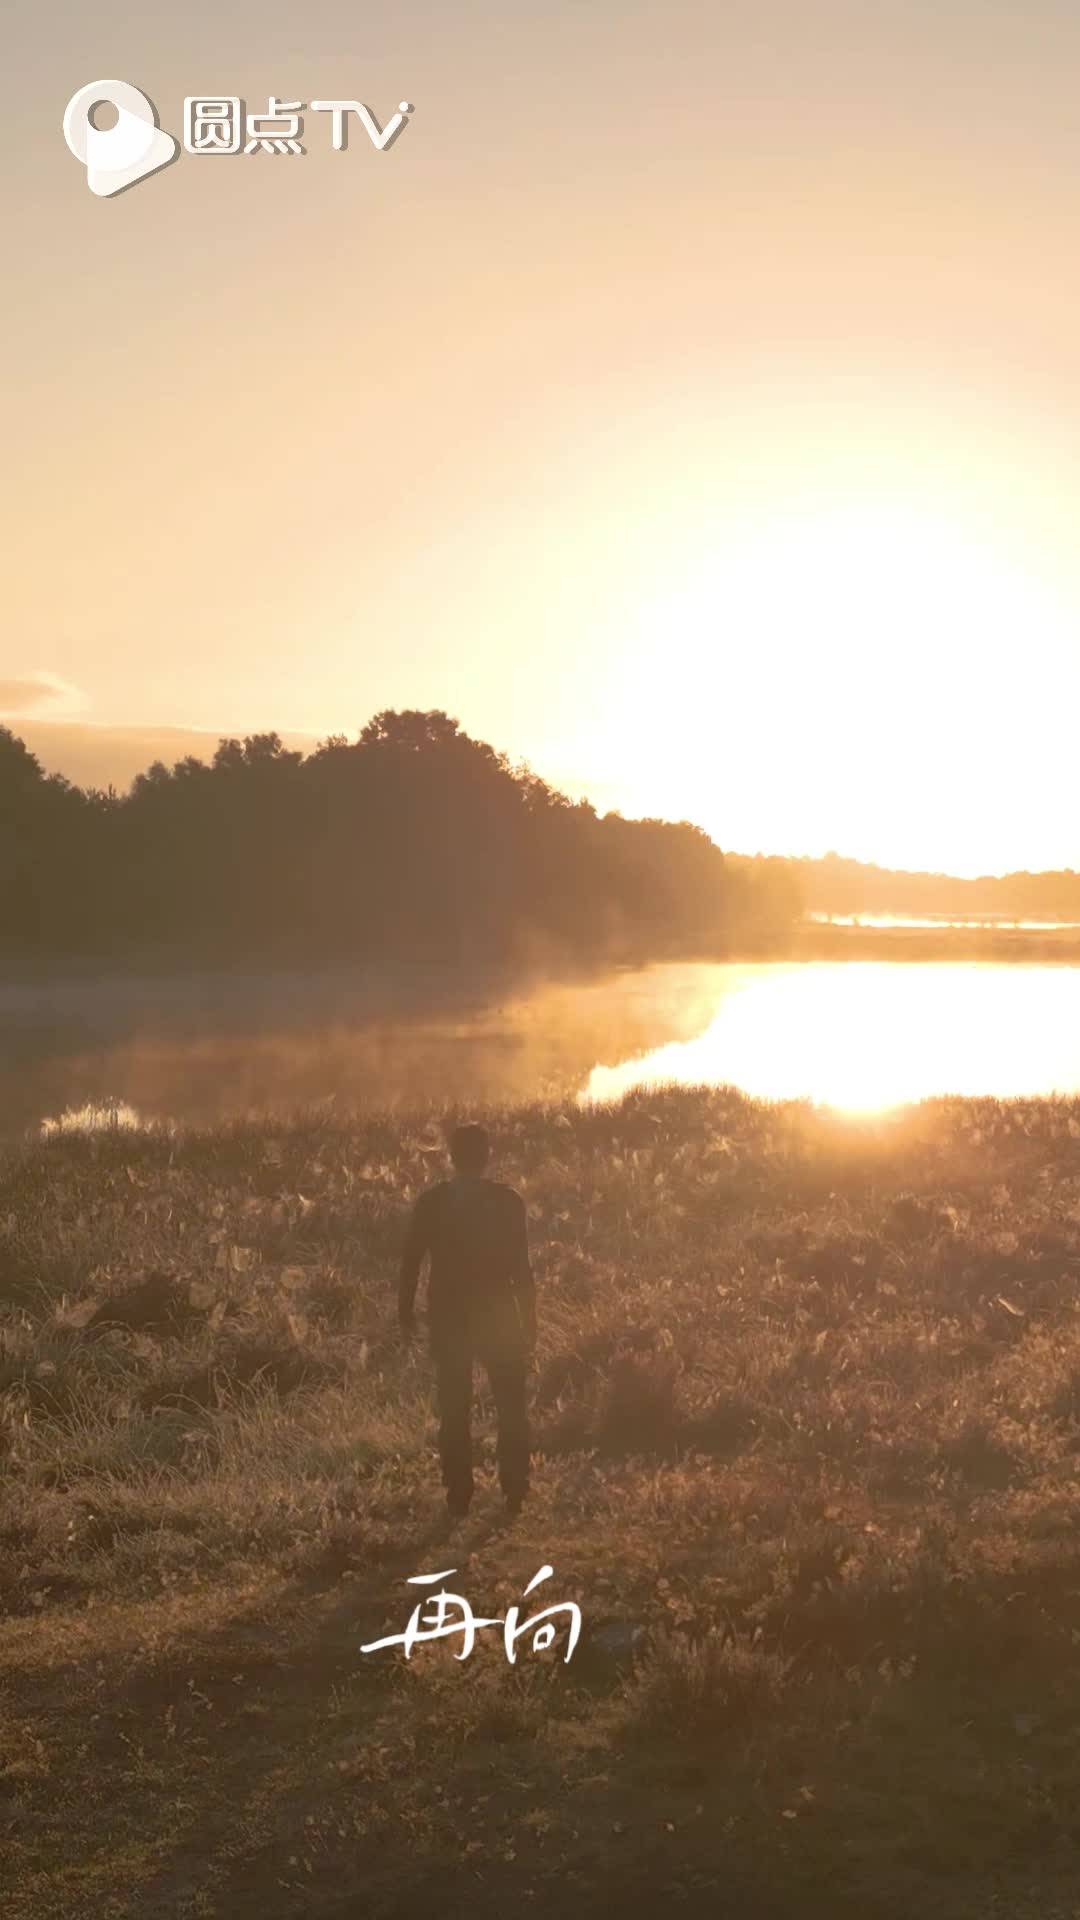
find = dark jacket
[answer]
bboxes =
[399,1175,535,1346]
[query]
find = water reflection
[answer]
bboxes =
[809,912,1080,931]
[6,964,715,1135]
[584,962,1080,1111]
[10,959,1080,1134]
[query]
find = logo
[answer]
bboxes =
[63,80,414,196]
[62,80,178,197]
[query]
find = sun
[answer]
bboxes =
[611,492,1079,876]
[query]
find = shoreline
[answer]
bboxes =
[7,918,1080,995]
[791,921,1080,964]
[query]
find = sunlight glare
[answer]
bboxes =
[581,963,1080,1112]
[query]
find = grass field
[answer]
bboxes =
[4,1087,1080,1917]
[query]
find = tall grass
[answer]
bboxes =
[4,1087,1080,1913]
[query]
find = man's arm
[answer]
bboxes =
[398,1191,431,1332]
[510,1193,536,1351]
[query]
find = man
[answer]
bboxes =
[399,1123,535,1520]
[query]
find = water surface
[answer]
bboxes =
[583,962,1080,1110]
[6,959,1080,1134]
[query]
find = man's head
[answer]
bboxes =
[449,1123,490,1176]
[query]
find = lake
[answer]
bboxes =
[6,959,1080,1135]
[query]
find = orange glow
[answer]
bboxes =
[582,964,1080,1112]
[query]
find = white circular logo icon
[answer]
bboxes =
[63,80,178,196]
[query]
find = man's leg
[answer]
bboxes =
[432,1330,474,1515]
[482,1341,530,1511]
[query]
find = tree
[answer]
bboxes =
[0,713,802,965]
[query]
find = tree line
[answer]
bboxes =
[796,851,1080,922]
[0,711,802,970]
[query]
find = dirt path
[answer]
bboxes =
[6,1531,1080,1920]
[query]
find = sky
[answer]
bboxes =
[6,0,1080,876]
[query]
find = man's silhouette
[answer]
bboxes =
[399,1124,535,1519]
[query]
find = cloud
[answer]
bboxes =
[0,673,85,718]
[12,719,317,793]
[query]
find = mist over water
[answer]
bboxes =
[9,960,1080,1137]
[2,963,716,1136]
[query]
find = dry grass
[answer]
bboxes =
[3,1086,1080,1917]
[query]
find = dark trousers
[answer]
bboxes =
[431,1321,530,1506]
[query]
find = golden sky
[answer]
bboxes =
[7,0,1080,876]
